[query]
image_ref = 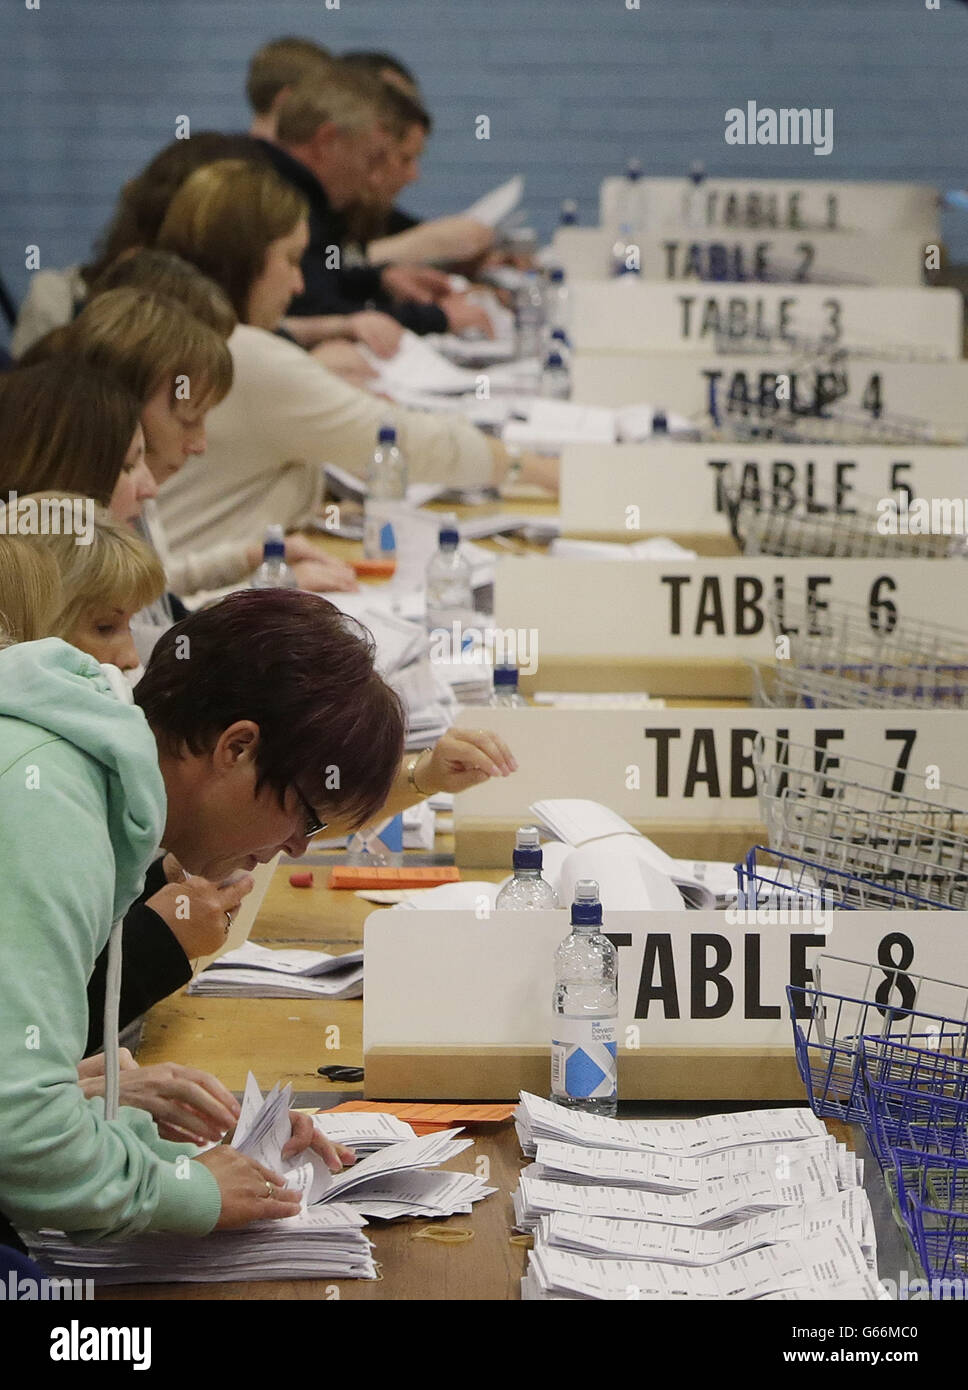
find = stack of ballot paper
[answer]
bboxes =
[26,1207,377,1285]
[310,1110,418,1153]
[510,1093,881,1301]
[522,1231,885,1301]
[187,941,364,1000]
[502,399,698,451]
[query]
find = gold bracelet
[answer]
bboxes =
[407,749,432,796]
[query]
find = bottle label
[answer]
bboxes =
[551,1015,617,1099]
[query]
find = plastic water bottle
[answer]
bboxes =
[540,350,570,400]
[559,199,578,227]
[495,826,560,909]
[514,271,546,360]
[611,158,644,277]
[544,267,570,333]
[364,424,408,560]
[489,664,527,707]
[425,513,474,642]
[251,524,297,588]
[551,879,618,1115]
[652,410,668,436]
[682,160,707,230]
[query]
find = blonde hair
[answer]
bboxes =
[0,536,62,648]
[158,160,308,321]
[276,68,382,144]
[22,494,166,642]
[63,287,233,411]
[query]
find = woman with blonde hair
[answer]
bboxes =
[154,157,556,569]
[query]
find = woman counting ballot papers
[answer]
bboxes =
[0,590,405,1253]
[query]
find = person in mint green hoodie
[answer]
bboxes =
[0,587,405,1248]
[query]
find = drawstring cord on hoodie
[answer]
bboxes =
[103,919,123,1122]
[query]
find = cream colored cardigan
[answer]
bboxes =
[156,324,494,566]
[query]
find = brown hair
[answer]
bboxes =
[375,79,432,139]
[136,589,406,830]
[0,536,62,647]
[276,67,382,145]
[59,288,233,410]
[157,160,308,321]
[81,132,266,288]
[22,494,165,641]
[88,250,237,339]
[0,359,142,507]
[246,36,332,116]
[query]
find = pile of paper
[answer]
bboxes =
[502,399,698,451]
[187,942,364,1000]
[511,1092,880,1301]
[26,1206,377,1285]
[28,1078,497,1287]
[522,1230,884,1301]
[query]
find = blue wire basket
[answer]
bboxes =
[893,1148,968,1285]
[862,1069,968,1170]
[787,984,968,1123]
[736,845,959,911]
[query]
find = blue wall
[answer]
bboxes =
[1,0,967,343]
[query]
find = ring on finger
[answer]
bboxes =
[264,1180,274,1198]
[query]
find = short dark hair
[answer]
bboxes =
[341,51,419,91]
[135,590,406,831]
[376,80,432,138]
[247,36,333,114]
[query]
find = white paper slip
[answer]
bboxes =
[504,399,617,449]
[323,464,445,508]
[318,1129,473,1202]
[548,537,698,561]
[348,1169,496,1219]
[362,330,479,396]
[311,1111,418,1152]
[532,692,661,708]
[461,174,525,228]
[200,941,364,978]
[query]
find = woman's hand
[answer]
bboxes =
[283,1111,356,1173]
[81,1062,242,1145]
[415,727,518,796]
[194,1147,302,1229]
[147,873,255,958]
[77,1047,138,1082]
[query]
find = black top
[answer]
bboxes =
[255,139,447,335]
[85,858,193,1056]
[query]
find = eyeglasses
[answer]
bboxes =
[293,784,327,839]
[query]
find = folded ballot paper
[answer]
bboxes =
[187,941,364,1000]
[510,1093,879,1300]
[528,799,740,910]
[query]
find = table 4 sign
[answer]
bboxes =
[570,353,968,438]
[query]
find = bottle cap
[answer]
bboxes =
[512,824,543,870]
[560,199,578,224]
[377,424,397,444]
[263,523,285,558]
[688,160,706,185]
[544,351,564,370]
[626,158,644,181]
[493,664,519,688]
[438,524,460,547]
[652,410,668,434]
[549,267,565,284]
[571,878,602,925]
